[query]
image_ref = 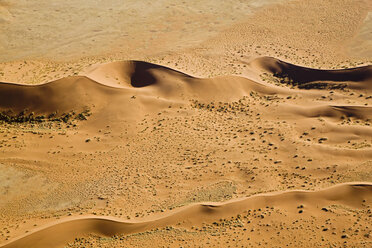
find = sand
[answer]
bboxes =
[0,0,371,247]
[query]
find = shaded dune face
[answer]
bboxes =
[127,61,192,88]
[129,62,158,88]
[252,56,372,89]
[0,77,120,115]
[1,183,371,248]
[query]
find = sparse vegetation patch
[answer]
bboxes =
[0,109,91,125]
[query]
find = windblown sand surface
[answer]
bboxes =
[0,0,371,247]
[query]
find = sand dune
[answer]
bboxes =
[2,182,371,248]
[252,56,372,90]
[2,59,370,120]
[84,60,285,100]
[0,60,286,117]
[1,59,370,122]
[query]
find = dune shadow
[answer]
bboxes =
[129,61,193,87]
[255,57,372,89]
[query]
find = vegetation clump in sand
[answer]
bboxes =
[0,109,91,125]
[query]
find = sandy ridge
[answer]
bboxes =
[0,58,371,118]
[1,182,371,248]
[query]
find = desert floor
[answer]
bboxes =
[0,0,372,247]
